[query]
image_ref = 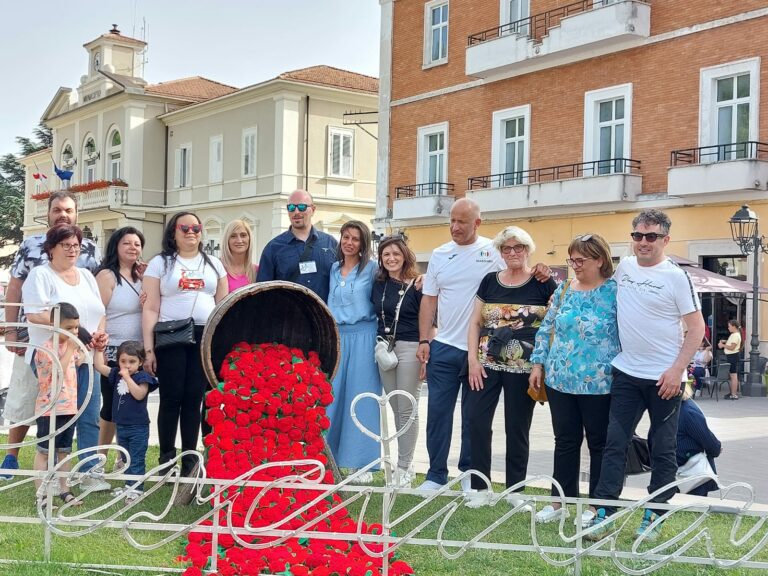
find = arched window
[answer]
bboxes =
[61,142,74,168]
[106,128,122,181]
[203,218,222,256]
[82,135,97,184]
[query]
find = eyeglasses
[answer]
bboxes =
[287,203,311,213]
[177,224,202,234]
[58,242,81,253]
[501,244,527,255]
[630,232,666,242]
[566,257,592,268]
[575,234,593,242]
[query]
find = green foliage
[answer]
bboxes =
[0,122,52,267]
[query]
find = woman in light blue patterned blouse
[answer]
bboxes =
[529,233,619,527]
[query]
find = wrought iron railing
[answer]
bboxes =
[395,182,455,198]
[467,158,641,189]
[468,0,598,46]
[670,141,768,166]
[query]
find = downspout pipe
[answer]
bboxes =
[305,95,309,191]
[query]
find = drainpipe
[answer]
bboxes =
[304,95,309,191]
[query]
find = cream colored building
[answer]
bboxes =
[21,26,378,260]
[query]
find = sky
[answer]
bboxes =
[0,0,381,158]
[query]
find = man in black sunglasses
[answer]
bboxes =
[256,189,338,302]
[588,208,705,542]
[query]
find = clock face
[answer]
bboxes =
[93,52,101,70]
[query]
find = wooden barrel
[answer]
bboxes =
[200,281,340,387]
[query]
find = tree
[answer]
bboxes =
[0,122,52,267]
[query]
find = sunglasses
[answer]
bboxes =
[630,232,666,242]
[177,224,202,234]
[566,257,592,268]
[501,244,527,255]
[287,203,311,213]
[575,234,593,241]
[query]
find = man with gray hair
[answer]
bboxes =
[588,208,704,541]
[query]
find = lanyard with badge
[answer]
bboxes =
[290,237,317,281]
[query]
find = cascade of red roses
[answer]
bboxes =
[179,342,414,576]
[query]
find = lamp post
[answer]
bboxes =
[729,204,768,397]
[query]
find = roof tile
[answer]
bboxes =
[145,76,238,102]
[277,65,378,94]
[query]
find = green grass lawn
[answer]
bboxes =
[1,438,767,575]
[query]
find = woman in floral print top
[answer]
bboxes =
[529,233,619,527]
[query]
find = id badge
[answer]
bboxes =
[179,270,205,291]
[299,261,318,274]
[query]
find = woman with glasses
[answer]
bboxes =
[528,233,619,526]
[466,226,557,507]
[326,220,381,482]
[142,212,227,500]
[370,235,423,488]
[94,227,147,462]
[220,219,256,292]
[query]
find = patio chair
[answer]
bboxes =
[700,362,729,401]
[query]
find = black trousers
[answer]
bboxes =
[594,368,682,515]
[547,386,611,499]
[466,368,534,491]
[155,325,206,475]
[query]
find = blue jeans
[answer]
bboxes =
[76,364,102,473]
[425,340,471,485]
[594,368,682,515]
[117,424,149,491]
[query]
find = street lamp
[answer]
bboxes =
[729,204,768,396]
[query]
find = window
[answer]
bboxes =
[174,144,192,188]
[501,0,529,35]
[700,59,760,161]
[61,143,74,168]
[327,127,354,179]
[209,135,223,183]
[82,136,97,183]
[416,122,449,195]
[424,0,448,67]
[242,127,257,177]
[491,105,531,186]
[106,129,121,181]
[583,84,633,175]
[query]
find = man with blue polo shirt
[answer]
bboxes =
[257,189,338,302]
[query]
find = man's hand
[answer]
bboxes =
[416,341,430,365]
[656,367,684,400]
[4,329,25,356]
[532,262,552,282]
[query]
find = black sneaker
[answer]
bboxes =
[724,393,740,400]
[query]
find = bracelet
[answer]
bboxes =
[419,340,430,345]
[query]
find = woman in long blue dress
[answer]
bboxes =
[326,220,381,481]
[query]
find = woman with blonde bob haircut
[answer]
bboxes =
[220,219,256,292]
[529,233,619,526]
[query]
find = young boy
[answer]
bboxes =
[94,341,156,502]
[33,302,83,509]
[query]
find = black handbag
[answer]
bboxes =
[625,435,652,475]
[153,317,196,350]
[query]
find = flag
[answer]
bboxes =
[32,173,47,180]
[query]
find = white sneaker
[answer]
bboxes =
[81,475,111,492]
[504,493,533,513]
[353,471,374,484]
[577,509,596,528]
[464,490,493,509]
[535,505,570,524]
[124,489,142,503]
[396,468,414,488]
[415,479,444,494]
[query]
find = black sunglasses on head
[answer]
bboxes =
[630,232,667,242]
[287,203,311,213]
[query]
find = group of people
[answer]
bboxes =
[0,189,723,540]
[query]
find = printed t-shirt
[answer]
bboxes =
[475,272,557,373]
[612,256,701,381]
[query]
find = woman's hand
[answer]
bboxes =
[139,291,148,308]
[529,364,544,393]
[144,350,156,376]
[90,330,109,351]
[414,274,425,291]
[468,358,487,391]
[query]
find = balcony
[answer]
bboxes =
[392,182,455,221]
[466,0,650,79]
[668,142,768,198]
[32,186,163,220]
[466,158,641,214]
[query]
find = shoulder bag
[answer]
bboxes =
[527,279,572,404]
[153,258,202,351]
[375,279,414,371]
[677,451,717,493]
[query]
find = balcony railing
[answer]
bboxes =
[468,0,597,46]
[395,182,455,199]
[467,158,641,189]
[670,142,768,166]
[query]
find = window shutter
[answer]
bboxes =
[174,148,181,188]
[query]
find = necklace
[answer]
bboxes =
[51,265,79,286]
[177,253,203,272]
[380,278,409,334]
